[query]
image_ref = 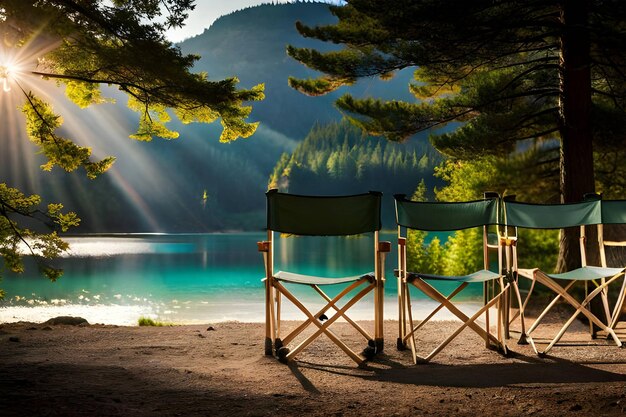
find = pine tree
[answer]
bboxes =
[269,120,441,215]
[287,0,626,271]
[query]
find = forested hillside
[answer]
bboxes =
[269,120,443,225]
[2,2,428,232]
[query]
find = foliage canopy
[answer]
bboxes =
[288,0,626,201]
[0,0,264,287]
[288,0,626,271]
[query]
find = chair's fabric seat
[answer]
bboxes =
[274,270,375,285]
[545,265,625,281]
[403,269,500,283]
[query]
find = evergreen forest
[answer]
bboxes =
[269,120,442,226]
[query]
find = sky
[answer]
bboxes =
[165,0,344,43]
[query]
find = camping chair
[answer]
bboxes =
[598,200,626,332]
[502,197,624,355]
[257,189,390,365]
[395,194,510,364]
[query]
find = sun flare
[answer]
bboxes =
[0,48,34,94]
[0,58,20,92]
[0,40,166,232]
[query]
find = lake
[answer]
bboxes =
[0,233,483,325]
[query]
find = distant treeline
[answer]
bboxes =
[268,120,443,225]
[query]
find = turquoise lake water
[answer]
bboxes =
[0,233,483,325]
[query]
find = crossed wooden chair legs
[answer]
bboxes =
[513,268,624,355]
[265,272,625,364]
[400,277,510,363]
[262,267,625,365]
[265,275,381,366]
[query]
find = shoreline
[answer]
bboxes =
[0,299,488,326]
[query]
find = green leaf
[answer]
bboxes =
[21,92,116,177]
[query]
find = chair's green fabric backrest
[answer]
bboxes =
[395,195,498,231]
[503,199,602,229]
[601,200,626,224]
[266,190,382,236]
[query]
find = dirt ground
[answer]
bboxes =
[1,309,625,417]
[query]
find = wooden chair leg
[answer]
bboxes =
[525,280,575,336]
[502,286,513,340]
[397,275,403,349]
[264,279,274,355]
[374,270,385,353]
[403,283,466,344]
[586,280,594,338]
[532,273,624,354]
[513,272,538,344]
[599,279,612,328]
[275,290,281,344]
[273,280,375,365]
[282,283,375,365]
[610,274,626,329]
[313,285,373,341]
[412,279,500,345]
[420,284,509,362]
[404,284,418,364]
[498,287,508,355]
[511,280,529,344]
[403,279,508,363]
[522,279,574,354]
[279,279,367,346]
[485,298,491,348]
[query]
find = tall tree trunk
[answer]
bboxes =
[557,0,597,274]
[557,0,606,332]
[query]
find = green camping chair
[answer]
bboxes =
[503,197,624,355]
[598,200,626,332]
[257,189,390,365]
[395,194,509,363]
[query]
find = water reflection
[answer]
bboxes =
[276,233,376,278]
[0,233,483,324]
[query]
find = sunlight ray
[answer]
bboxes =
[1,38,184,232]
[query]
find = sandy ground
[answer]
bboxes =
[1,309,626,417]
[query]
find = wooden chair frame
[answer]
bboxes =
[258,191,390,366]
[598,224,626,331]
[515,267,623,354]
[504,199,625,355]
[259,233,390,365]
[396,196,509,364]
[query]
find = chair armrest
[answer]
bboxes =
[500,237,517,247]
[257,241,270,252]
[379,241,391,253]
[398,237,406,246]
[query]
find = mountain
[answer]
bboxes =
[180,2,416,139]
[1,2,427,233]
